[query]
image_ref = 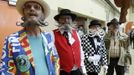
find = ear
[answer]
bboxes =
[40,13,45,21]
[21,17,26,21]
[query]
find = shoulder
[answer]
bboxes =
[8,31,20,37]
[119,32,129,40]
[3,30,23,45]
[42,31,56,44]
[81,34,89,39]
[42,31,52,36]
[42,31,53,39]
[7,30,23,40]
[104,32,111,38]
[53,29,59,32]
[7,29,25,38]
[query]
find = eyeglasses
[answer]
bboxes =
[23,3,42,10]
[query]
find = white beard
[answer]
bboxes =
[58,23,74,32]
[89,28,105,38]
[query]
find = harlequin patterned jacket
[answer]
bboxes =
[0,29,60,75]
[81,34,107,73]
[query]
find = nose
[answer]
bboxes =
[30,6,35,10]
[64,19,69,23]
[29,6,36,13]
[29,5,37,12]
[94,27,99,31]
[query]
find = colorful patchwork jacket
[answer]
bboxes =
[0,30,60,75]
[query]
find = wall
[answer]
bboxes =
[44,0,120,33]
[128,7,134,21]
[0,1,22,57]
[45,0,120,22]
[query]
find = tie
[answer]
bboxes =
[63,32,69,39]
[63,32,70,45]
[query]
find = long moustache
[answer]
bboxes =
[57,23,74,32]
[89,29,105,38]
[16,17,48,27]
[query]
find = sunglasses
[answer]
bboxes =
[23,3,42,10]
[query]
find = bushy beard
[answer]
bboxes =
[57,23,74,32]
[89,28,105,38]
[18,16,47,36]
[108,29,119,37]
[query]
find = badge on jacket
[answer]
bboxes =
[16,55,31,72]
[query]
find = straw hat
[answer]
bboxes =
[16,0,50,18]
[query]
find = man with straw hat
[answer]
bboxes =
[0,0,59,75]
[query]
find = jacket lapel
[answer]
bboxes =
[88,36,96,50]
[18,31,35,67]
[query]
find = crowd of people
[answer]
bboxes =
[0,0,132,75]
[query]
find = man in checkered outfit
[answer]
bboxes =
[81,20,108,75]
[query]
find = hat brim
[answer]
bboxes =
[107,22,119,27]
[89,24,101,28]
[54,13,76,21]
[16,0,50,18]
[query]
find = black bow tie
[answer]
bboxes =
[94,36,99,38]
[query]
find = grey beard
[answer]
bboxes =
[58,24,74,32]
[19,17,47,27]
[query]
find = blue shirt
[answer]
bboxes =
[28,35,49,75]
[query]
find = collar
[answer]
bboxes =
[56,28,74,34]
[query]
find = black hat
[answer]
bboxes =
[107,18,120,26]
[89,20,101,28]
[54,9,77,21]
[107,22,112,27]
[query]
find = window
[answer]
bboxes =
[8,0,17,6]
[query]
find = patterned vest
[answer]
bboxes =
[53,29,81,73]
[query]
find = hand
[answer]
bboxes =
[88,56,94,62]
[94,54,101,61]
[124,66,129,73]
[82,73,87,75]
[88,55,101,62]
[103,65,108,75]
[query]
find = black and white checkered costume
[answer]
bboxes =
[81,34,107,73]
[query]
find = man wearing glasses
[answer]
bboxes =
[0,0,59,75]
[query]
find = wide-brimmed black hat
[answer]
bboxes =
[54,9,77,21]
[89,20,101,28]
[107,18,120,26]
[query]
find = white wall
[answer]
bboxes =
[128,7,134,22]
[42,0,120,31]
[46,0,119,20]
